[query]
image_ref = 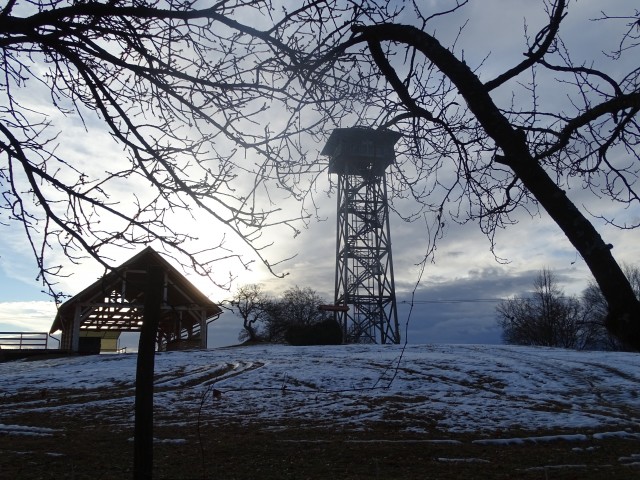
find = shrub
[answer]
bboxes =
[285,319,343,346]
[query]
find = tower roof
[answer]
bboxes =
[321,127,401,176]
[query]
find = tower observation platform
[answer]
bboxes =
[321,127,401,344]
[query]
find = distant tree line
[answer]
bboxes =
[230,284,342,346]
[497,266,640,351]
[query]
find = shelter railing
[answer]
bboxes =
[0,332,56,350]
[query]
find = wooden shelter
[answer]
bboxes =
[49,247,222,353]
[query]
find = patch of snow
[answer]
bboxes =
[619,453,640,464]
[572,446,598,452]
[593,431,640,440]
[126,437,188,444]
[0,423,60,437]
[523,464,588,472]
[345,439,463,444]
[437,457,491,464]
[153,438,188,445]
[473,434,588,445]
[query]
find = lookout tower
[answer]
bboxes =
[321,127,401,344]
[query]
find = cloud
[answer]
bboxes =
[0,301,57,332]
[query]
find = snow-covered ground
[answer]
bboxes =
[1,344,639,439]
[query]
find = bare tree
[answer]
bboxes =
[230,283,270,343]
[266,0,640,349]
[278,285,329,326]
[0,0,316,301]
[497,269,586,349]
[262,285,330,343]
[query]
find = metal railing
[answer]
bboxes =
[0,332,53,350]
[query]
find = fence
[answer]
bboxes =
[0,332,57,350]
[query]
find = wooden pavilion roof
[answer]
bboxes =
[50,247,221,335]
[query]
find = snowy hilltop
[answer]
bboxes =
[1,343,639,435]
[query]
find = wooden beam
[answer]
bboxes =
[71,304,82,352]
[199,310,207,349]
[318,304,350,312]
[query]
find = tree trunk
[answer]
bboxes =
[134,265,164,479]
[244,319,257,342]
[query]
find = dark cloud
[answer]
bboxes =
[397,267,534,344]
[397,265,594,345]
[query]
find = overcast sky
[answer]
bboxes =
[1,0,638,349]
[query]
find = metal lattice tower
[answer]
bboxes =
[321,127,401,344]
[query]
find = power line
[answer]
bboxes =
[399,298,504,304]
[399,293,582,305]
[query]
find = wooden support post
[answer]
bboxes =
[71,304,82,352]
[200,310,207,349]
[134,265,163,480]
